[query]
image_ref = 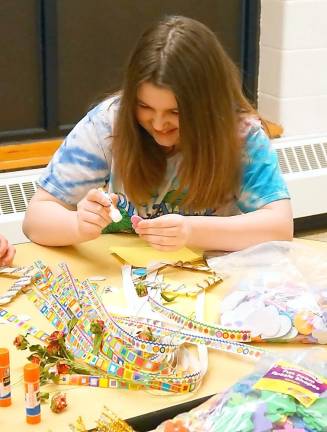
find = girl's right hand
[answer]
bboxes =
[0,234,16,266]
[76,189,117,241]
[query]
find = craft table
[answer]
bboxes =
[0,234,326,431]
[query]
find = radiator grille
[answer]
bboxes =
[0,181,37,215]
[276,141,327,174]
[1,141,327,217]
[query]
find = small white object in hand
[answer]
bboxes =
[98,187,123,223]
[109,206,123,223]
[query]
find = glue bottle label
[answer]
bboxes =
[0,366,10,400]
[25,382,41,416]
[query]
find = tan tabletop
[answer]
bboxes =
[0,235,326,431]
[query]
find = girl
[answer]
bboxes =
[23,16,293,251]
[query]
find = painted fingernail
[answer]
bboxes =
[131,215,143,228]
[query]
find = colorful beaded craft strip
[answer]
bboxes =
[31,273,161,379]
[28,292,95,358]
[111,315,262,359]
[0,307,49,342]
[148,295,251,342]
[24,261,265,393]
[29,289,203,392]
[29,263,205,392]
[58,372,198,393]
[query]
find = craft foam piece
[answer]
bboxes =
[220,290,248,312]
[244,306,281,339]
[277,326,298,341]
[262,314,293,340]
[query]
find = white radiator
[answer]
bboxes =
[0,168,43,244]
[273,134,327,218]
[1,134,327,245]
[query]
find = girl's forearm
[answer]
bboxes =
[23,202,81,246]
[187,207,293,251]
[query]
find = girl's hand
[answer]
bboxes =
[135,214,191,251]
[76,189,117,241]
[0,234,16,266]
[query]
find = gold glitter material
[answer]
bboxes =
[96,406,135,432]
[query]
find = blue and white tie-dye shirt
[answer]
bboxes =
[38,96,290,232]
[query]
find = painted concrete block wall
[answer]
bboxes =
[258,0,327,136]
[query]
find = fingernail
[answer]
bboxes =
[131,215,143,227]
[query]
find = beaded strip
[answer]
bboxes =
[28,264,205,392]
[0,307,49,342]
[31,274,155,379]
[148,295,251,342]
[28,292,95,358]
[29,288,203,392]
[8,261,265,393]
[58,373,196,392]
[110,315,260,359]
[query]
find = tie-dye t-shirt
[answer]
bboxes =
[38,96,290,233]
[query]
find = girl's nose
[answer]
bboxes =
[152,114,166,131]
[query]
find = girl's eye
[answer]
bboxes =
[171,110,179,115]
[138,103,150,109]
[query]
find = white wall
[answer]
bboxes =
[258,0,327,136]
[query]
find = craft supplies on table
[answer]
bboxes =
[0,265,34,305]
[1,258,264,397]
[1,235,327,432]
[0,347,11,407]
[207,241,327,345]
[154,352,327,432]
[24,363,41,424]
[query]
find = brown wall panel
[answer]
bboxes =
[0,0,43,132]
[57,0,242,125]
[0,0,257,144]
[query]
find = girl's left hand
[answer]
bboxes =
[135,214,191,251]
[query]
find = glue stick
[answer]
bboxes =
[24,363,41,424]
[98,187,122,223]
[0,348,11,407]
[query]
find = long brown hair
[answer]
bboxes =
[112,15,255,210]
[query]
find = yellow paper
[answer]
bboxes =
[110,246,202,267]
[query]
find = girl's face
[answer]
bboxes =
[136,82,180,151]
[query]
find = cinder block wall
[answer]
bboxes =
[258,0,327,137]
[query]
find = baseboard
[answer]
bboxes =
[294,213,327,234]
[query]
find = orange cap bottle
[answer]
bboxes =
[24,363,41,424]
[0,348,11,407]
